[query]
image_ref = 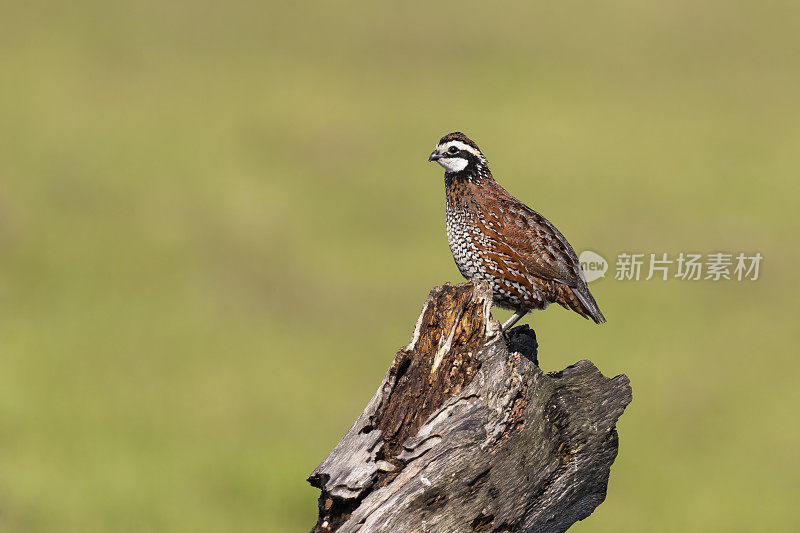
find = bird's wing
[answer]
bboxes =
[478,196,583,287]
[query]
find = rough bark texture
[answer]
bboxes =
[307,281,632,533]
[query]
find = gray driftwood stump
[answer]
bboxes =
[308,281,632,532]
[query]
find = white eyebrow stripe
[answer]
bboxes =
[440,140,479,157]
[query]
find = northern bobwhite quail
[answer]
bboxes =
[428,132,605,331]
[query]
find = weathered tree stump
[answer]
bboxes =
[308,281,632,532]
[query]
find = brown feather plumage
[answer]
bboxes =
[431,132,605,324]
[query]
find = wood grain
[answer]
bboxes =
[307,281,631,532]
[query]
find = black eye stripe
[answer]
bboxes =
[448,146,459,154]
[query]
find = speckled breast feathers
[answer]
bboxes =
[433,132,605,324]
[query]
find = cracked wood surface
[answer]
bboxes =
[307,281,632,533]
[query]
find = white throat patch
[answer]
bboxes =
[437,157,469,173]
[435,140,483,173]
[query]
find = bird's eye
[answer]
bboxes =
[448,146,459,154]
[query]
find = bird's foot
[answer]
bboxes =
[501,310,528,332]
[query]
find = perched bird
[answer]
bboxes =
[428,132,605,331]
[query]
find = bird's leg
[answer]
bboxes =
[501,310,528,332]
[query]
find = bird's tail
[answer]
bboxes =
[563,284,606,324]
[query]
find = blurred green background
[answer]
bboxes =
[1,1,798,531]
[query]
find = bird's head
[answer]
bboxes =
[428,132,488,174]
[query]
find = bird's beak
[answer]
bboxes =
[429,151,441,162]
